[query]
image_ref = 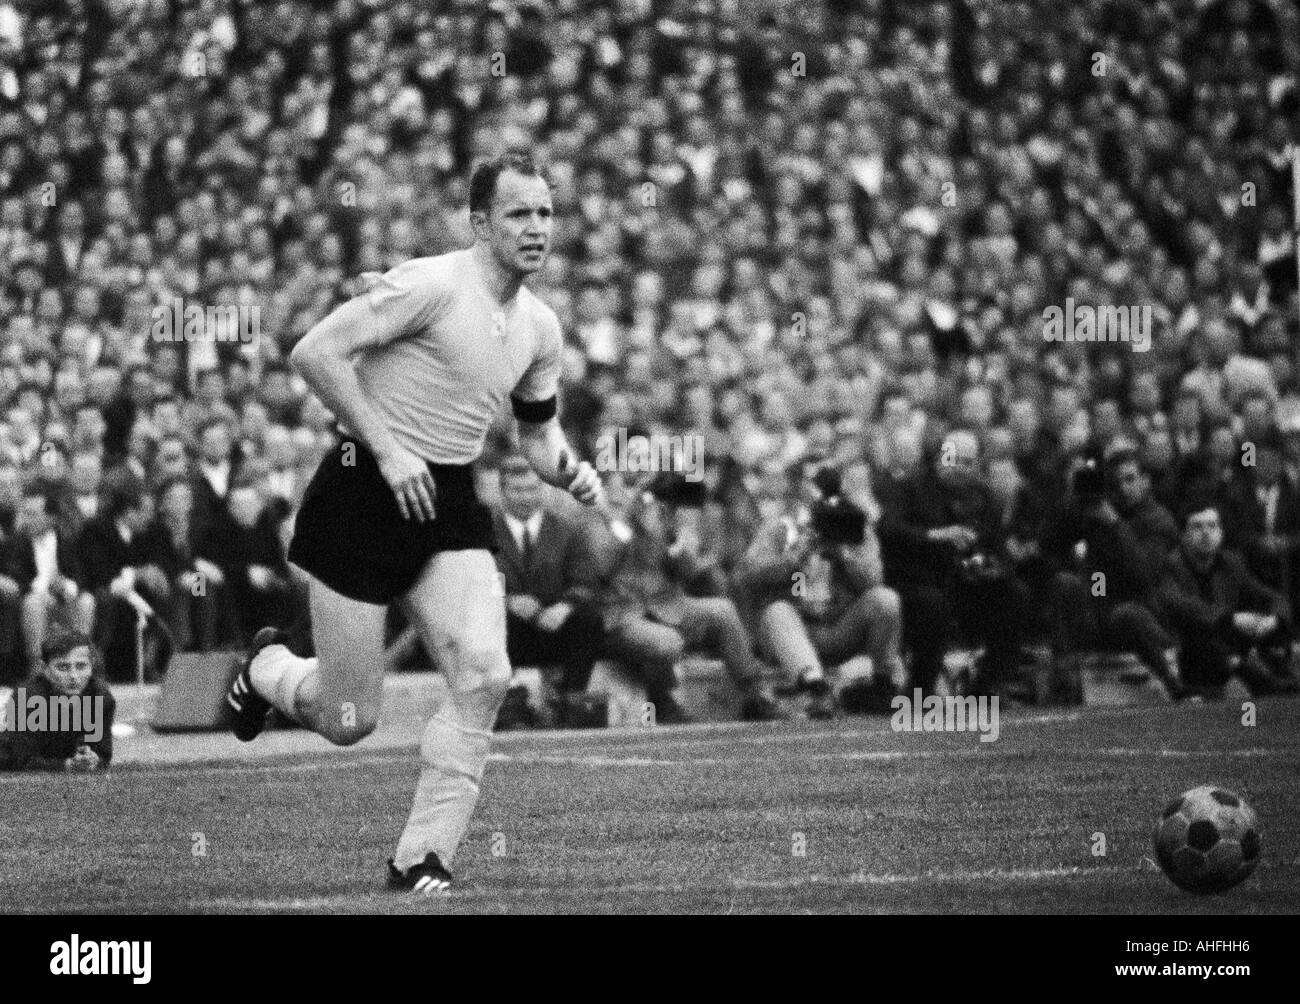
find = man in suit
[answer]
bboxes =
[11,483,95,672]
[191,417,240,539]
[77,471,173,680]
[1237,444,1300,617]
[0,462,25,682]
[878,428,1032,693]
[491,453,608,727]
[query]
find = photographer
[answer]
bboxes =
[878,429,1031,694]
[1044,456,1184,698]
[737,461,905,718]
[593,472,787,722]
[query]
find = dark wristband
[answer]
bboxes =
[511,394,558,423]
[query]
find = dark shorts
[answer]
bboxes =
[288,438,495,604]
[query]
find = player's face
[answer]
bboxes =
[476,171,553,276]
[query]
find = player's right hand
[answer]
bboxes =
[379,446,438,522]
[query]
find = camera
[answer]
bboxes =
[1071,457,1106,503]
[810,495,867,547]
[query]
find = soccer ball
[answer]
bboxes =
[1152,785,1261,894]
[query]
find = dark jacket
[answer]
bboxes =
[1043,501,1159,605]
[199,510,289,595]
[78,518,152,593]
[0,674,116,771]
[491,509,600,607]
[1116,494,1180,574]
[1237,477,1300,592]
[1157,545,1287,633]
[878,467,1001,591]
[139,517,201,582]
[8,529,89,592]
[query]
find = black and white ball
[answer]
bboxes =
[1153,785,1261,894]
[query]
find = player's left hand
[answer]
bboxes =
[559,453,602,506]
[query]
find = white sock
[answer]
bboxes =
[392,710,492,870]
[248,644,317,723]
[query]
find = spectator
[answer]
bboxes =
[879,429,1033,694]
[490,453,607,726]
[1157,497,1298,697]
[591,472,787,722]
[1238,443,1300,615]
[139,475,221,652]
[737,459,905,718]
[1045,458,1184,698]
[11,484,93,672]
[0,630,115,772]
[0,460,21,681]
[192,417,238,536]
[78,471,171,681]
[201,476,293,642]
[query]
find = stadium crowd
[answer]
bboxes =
[1,0,1299,719]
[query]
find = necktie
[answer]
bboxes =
[520,522,534,575]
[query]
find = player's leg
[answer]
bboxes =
[391,549,509,873]
[239,576,388,745]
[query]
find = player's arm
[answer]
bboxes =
[515,414,600,505]
[512,311,600,505]
[289,274,438,522]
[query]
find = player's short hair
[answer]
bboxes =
[469,152,547,214]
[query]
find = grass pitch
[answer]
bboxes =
[2,698,1298,914]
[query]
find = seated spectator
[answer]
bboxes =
[490,453,607,726]
[737,460,904,718]
[1237,444,1300,616]
[192,417,240,537]
[78,471,172,681]
[0,630,115,773]
[1108,447,1181,571]
[138,475,222,652]
[1045,458,1183,698]
[11,483,94,673]
[57,449,102,538]
[0,461,24,682]
[1156,497,1298,698]
[591,472,786,722]
[878,429,1033,694]
[201,477,294,642]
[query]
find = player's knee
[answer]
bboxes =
[316,700,380,746]
[444,640,512,723]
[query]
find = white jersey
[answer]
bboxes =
[352,248,563,465]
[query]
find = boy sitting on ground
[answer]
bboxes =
[0,630,116,772]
